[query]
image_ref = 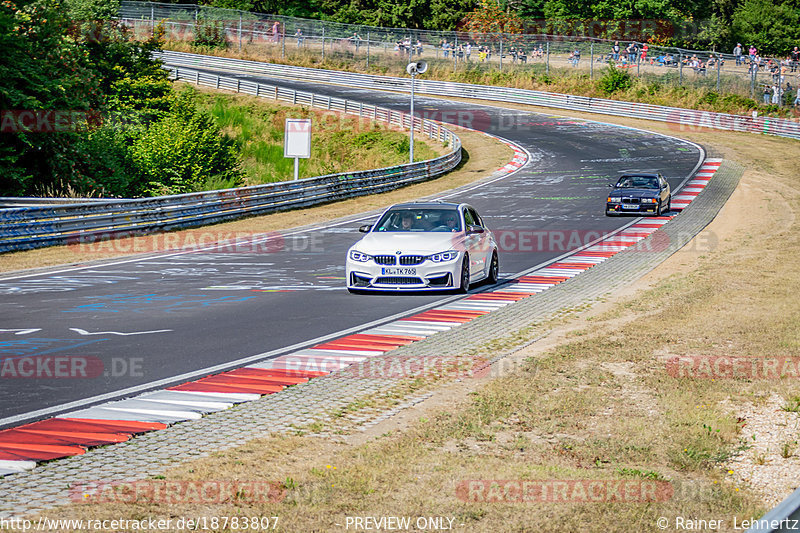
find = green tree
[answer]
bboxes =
[732,0,800,55]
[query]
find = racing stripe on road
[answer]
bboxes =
[0,157,720,477]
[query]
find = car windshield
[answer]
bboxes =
[374,208,462,232]
[616,176,659,189]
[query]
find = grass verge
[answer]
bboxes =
[187,84,443,185]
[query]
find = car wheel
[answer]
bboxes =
[487,251,499,284]
[655,200,662,216]
[457,256,470,293]
[666,195,671,214]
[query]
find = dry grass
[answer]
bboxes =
[19,100,800,531]
[187,84,444,185]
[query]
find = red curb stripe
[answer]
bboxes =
[219,369,309,385]
[574,250,617,257]
[0,429,126,447]
[191,375,288,390]
[224,368,316,381]
[0,447,81,461]
[168,382,284,394]
[467,292,529,301]
[0,442,85,457]
[548,262,594,269]
[56,419,168,432]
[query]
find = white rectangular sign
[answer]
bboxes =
[284,118,311,158]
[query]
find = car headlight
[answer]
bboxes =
[641,198,658,204]
[607,197,621,202]
[429,250,459,262]
[349,250,371,262]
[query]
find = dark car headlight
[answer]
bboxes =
[349,250,371,262]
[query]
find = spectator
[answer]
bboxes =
[791,46,800,73]
[772,84,782,105]
[465,43,471,61]
[763,85,771,104]
[348,32,363,52]
[749,45,757,62]
[641,43,649,62]
[733,43,743,65]
[294,29,304,47]
[794,85,800,107]
[271,20,280,43]
[626,42,636,63]
[442,40,449,59]
[570,48,581,66]
[612,41,620,61]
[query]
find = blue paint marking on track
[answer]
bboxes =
[0,338,107,358]
[61,294,259,314]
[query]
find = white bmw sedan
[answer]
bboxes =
[346,202,499,293]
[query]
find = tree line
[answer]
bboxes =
[0,0,243,197]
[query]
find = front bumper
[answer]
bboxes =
[606,201,658,215]
[346,258,461,291]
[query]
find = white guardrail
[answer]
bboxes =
[0,67,461,253]
[159,50,800,141]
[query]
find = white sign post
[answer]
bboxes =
[284,118,311,180]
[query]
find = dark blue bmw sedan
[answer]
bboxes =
[605,173,672,216]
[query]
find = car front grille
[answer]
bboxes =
[374,277,423,285]
[399,255,426,265]
[373,255,396,265]
[622,197,640,204]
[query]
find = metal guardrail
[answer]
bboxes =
[0,69,461,254]
[159,51,800,140]
[744,485,800,532]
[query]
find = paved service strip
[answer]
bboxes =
[0,159,722,485]
[0,158,742,517]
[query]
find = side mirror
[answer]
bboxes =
[358,225,372,233]
[467,225,485,235]
[608,183,615,188]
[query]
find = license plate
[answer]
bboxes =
[622,204,639,210]
[382,267,417,275]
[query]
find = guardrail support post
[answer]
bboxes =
[293,90,297,105]
[196,70,200,84]
[216,75,220,89]
[256,84,260,97]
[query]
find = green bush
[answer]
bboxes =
[129,91,244,195]
[597,65,632,94]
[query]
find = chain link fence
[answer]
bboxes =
[120,1,800,107]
